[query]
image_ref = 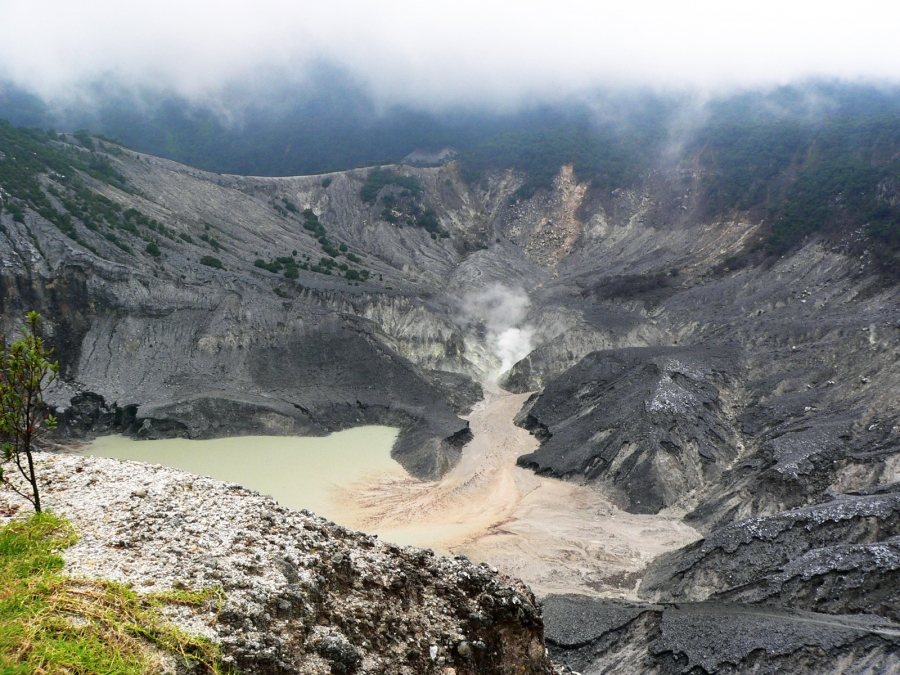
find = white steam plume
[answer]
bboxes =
[463,284,535,382]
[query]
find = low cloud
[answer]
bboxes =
[3,1,900,109]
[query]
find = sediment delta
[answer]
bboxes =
[81,391,699,600]
[337,387,699,598]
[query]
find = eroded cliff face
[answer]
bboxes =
[4,137,900,672]
[0,152,514,478]
[515,345,742,515]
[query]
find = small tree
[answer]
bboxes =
[0,312,59,513]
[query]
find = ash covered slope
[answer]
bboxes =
[506,171,900,671]
[5,122,900,671]
[543,486,900,673]
[3,125,900,519]
[542,595,900,675]
[517,230,900,671]
[0,453,551,675]
[0,130,513,478]
[509,163,900,522]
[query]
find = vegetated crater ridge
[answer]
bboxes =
[2,127,900,672]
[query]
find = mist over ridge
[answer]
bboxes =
[5,1,900,106]
[5,74,900,180]
[4,74,900,276]
[0,71,685,176]
[5,0,900,166]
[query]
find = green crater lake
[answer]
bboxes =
[81,426,402,523]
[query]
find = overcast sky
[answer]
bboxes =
[3,0,900,107]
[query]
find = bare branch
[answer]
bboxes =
[1,474,36,508]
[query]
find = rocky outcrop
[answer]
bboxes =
[639,486,900,620]
[0,453,552,675]
[543,595,900,675]
[515,345,742,514]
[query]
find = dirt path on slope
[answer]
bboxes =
[332,387,700,598]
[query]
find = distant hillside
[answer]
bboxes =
[3,80,900,271]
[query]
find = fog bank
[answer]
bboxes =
[3,1,900,109]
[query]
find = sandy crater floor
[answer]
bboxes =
[334,387,700,598]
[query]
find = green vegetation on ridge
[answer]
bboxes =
[255,207,370,282]
[0,122,191,260]
[362,168,449,238]
[697,104,900,273]
[4,80,900,275]
[360,168,423,203]
[0,513,226,674]
[459,123,645,200]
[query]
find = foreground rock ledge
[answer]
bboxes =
[0,454,552,675]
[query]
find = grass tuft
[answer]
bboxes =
[0,512,229,674]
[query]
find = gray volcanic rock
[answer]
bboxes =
[0,453,552,675]
[516,345,742,514]
[420,370,484,415]
[715,536,900,620]
[0,153,498,478]
[543,596,900,675]
[499,305,653,394]
[49,298,472,478]
[651,603,900,675]
[542,596,653,650]
[541,595,658,673]
[640,487,900,622]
